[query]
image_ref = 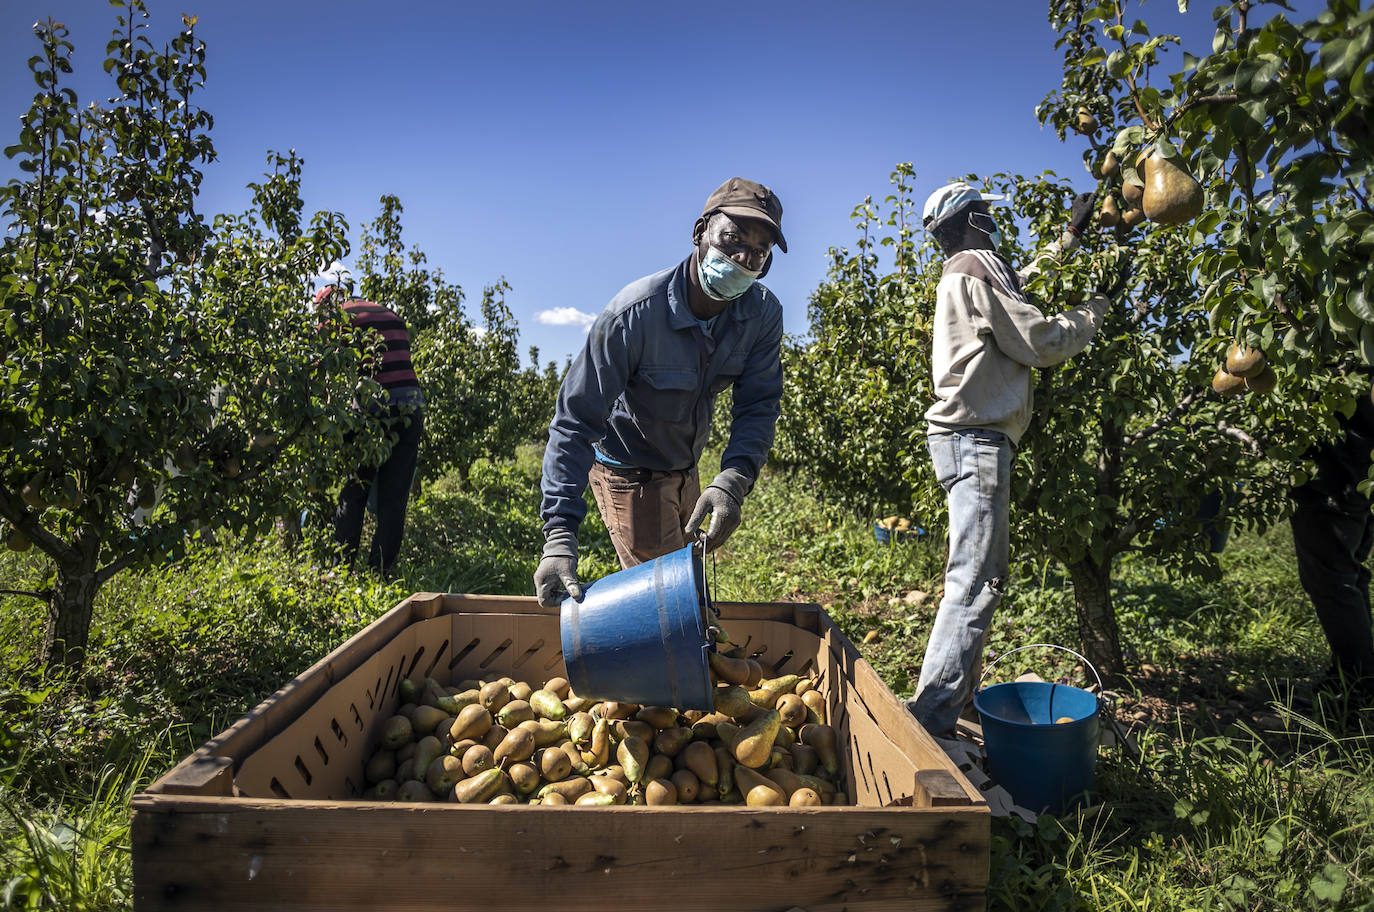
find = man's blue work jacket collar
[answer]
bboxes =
[666,256,767,331]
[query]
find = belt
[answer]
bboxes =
[597,462,695,484]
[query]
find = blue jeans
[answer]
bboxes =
[908,429,1012,736]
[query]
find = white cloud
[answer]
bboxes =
[314,260,351,285]
[537,307,596,328]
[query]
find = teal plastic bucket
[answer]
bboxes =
[559,543,715,711]
[973,644,1103,816]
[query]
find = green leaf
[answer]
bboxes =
[1358,322,1374,366]
[1348,286,1374,323]
[1309,864,1347,902]
[1353,57,1372,101]
[1329,296,1358,333]
[1324,219,1352,247]
[1112,126,1145,158]
[1209,297,1235,334]
[1320,37,1351,76]
[1227,105,1263,140]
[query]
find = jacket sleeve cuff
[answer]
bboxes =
[708,466,752,505]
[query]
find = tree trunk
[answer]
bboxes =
[43,545,101,672]
[1067,556,1125,683]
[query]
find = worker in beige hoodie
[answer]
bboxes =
[908,181,1128,737]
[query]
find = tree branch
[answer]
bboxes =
[0,588,51,602]
[1116,0,1162,132]
[1346,177,1374,215]
[0,490,77,564]
[96,548,143,586]
[1166,93,1239,130]
[1123,387,1204,448]
[1106,516,1142,555]
[139,195,165,271]
[1215,419,1263,457]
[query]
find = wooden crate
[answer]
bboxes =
[132,593,989,911]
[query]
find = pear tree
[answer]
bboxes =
[1026,0,1374,671]
[774,164,945,526]
[780,152,1344,680]
[0,4,379,670]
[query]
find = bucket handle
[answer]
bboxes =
[691,535,720,619]
[978,643,1106,723]
[978,643,1103,694]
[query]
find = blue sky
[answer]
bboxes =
[2,1,1239,366]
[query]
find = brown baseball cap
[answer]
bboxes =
[701,177,787,253]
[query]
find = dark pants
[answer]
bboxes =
[334,406,424,574]
[1290,484,1374,678]
[588,462,700,568]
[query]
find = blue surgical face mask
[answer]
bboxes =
[968,210,1002,249]
[697,246,762,301]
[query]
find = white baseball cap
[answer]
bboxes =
[922,181,1004,231]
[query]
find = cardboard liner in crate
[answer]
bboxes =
[133,593,989,912]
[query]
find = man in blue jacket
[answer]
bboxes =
[534,178,787,607]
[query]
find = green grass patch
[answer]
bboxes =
[0,451,1370,910]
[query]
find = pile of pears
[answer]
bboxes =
[876,515,914,532]
[1077,109,1204,230]
[1211,343,1277,397]
[358,635,846,808]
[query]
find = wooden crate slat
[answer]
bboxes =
[446,612,565,682]
[811,610,984,804]
[234,613,569,800]
[146,592,440,797]
[132,798,988,912]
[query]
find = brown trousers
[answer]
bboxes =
[588,462,701,568]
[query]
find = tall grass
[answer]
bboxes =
[0,747,152,911]
[1001,708,1374,911]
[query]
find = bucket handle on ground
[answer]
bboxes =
[979,643,1106,722]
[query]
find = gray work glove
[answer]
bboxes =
[685,469,747,552]
[534,528,583,609]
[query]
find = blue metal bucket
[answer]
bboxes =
[559,543,715,711]
[973,644,1103,816]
